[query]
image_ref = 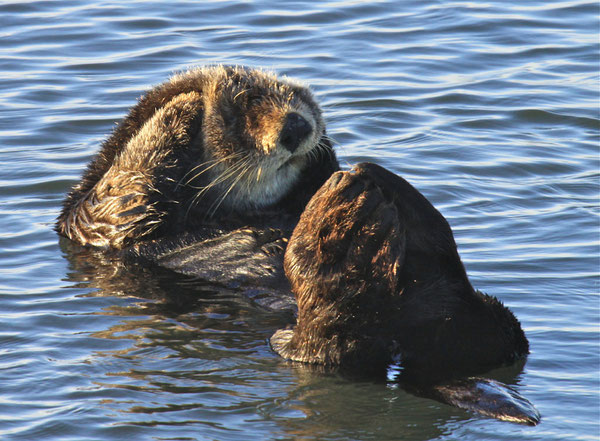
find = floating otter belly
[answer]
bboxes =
[57,67,538,424]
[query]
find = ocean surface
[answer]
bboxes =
[0,1,598,440]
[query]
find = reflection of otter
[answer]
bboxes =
[57,67,538,424]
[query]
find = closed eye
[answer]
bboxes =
[222,110,236,127]
[248,94,262,106]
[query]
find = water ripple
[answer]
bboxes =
[0,1,598,440]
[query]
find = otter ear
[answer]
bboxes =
[218,101,237,127]
[245,93,263,106]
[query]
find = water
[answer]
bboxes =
[1,1,598,440]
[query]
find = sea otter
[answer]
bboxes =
[57,65,338,250]
[57,66,539,424]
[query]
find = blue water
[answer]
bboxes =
[1,1,598,440]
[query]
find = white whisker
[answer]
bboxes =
[180,152,244,187]
[184,153,251,220]
[207,158,253,216]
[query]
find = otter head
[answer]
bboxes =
[186,66,327,216]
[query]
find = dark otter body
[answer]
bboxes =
[271,163,528,377]
[270,163,539,424]
[57,67,538,424]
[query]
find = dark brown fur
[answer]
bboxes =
[271,163,529,379]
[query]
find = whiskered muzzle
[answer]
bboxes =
[279,112,312,153]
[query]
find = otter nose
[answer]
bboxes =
[279,112,312,153]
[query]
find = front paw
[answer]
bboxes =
[285,166,405,305]
[275,165,408,367]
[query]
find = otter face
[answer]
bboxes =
[187,66,327,215]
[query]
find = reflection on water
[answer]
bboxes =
[62,248,462,440]
[59,237,535,436]
[0,0,598,440]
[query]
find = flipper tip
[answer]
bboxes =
[433,377,541,425]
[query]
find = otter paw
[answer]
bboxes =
[285,167,406,302]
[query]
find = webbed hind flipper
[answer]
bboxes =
[274,166,406,368]
[422,377,540,425]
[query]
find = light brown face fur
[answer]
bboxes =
[57,66,335,249]
[181,66,327,214]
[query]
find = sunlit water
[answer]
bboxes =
[0,1,598,440]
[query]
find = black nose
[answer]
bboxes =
[279,112,312,153]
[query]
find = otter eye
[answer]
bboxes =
[248,94,262,106]
[222,110,236,127]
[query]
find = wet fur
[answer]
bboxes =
[57,68,536,423]
[57,66,338,249]
[272,163,529,379]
